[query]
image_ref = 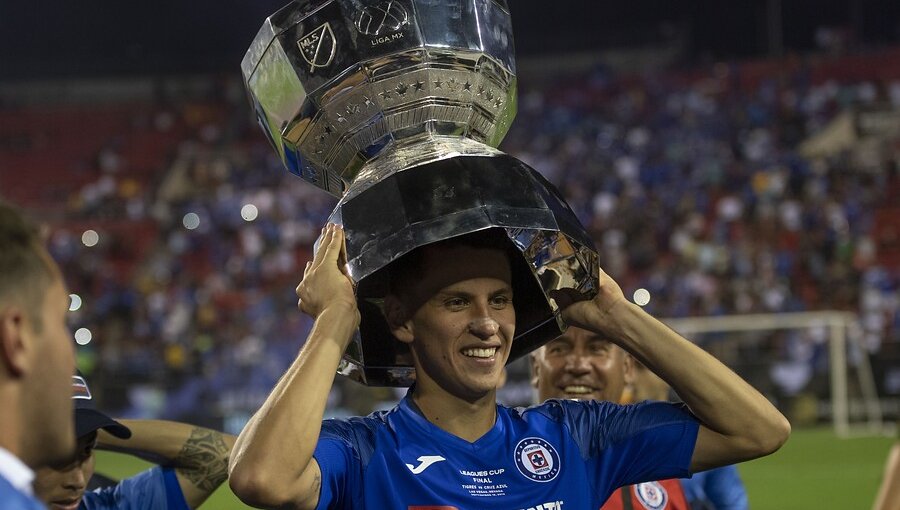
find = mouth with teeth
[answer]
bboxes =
[560,385,597,397]
[50,497,82,510]
[461,347,498,359]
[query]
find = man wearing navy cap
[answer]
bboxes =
[33,372,236,510]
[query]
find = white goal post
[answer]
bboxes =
[661,311,883,438]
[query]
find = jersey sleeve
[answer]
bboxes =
[312,416,376,510]
[556,399,700,491]
[81,466,188,510]
[699,465,748,510]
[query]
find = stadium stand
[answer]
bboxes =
[0,49,897,431]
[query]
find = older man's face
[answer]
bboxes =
[532,327,631,403]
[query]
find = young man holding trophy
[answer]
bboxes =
[229,1,791,508]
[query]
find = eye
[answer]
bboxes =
[489,294,511,308]
[589,342,611,356]
[547,343,569,356]
[444,297,467,310]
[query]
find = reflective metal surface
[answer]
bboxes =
[242,0,517,196]
[245,0,599,386]
[335,151,599,386]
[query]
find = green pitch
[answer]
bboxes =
[93,427,894,510]
[738,427,893,509]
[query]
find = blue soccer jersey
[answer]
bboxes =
[313,393,699,510]
[81,466,190,510]
[0,474,46,510]
[680,464,748,510]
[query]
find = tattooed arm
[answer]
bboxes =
[96,419,236,509]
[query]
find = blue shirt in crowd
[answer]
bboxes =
[680,464,748,510]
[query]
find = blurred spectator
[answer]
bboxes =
[3,49,898,427]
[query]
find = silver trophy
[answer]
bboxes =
[243,0,599,386]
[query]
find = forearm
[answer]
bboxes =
[873,443,900,510]
[98,419,235,508]
[588,301,789,460]
[99,420,233,466]
[229,304,358,506]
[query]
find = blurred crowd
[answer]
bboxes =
[2,49,899,430]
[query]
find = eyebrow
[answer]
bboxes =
[436,286,513,299]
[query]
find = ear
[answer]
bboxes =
[0,306,32,378]
[622,352,636,385]
[383,295,414,344]
[529,351,542,389]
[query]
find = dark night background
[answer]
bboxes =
[1,0,899,80]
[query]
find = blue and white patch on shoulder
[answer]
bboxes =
[514,437,561,483]
[634,481,668,510]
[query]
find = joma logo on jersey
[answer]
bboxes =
[514,437,560,482]
[518,501,564,510]
[405,455,445,474]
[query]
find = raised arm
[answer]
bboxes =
[557,268,790,472]
[228,224,359,510]
[96,419,235,509]
[873,440,900,510]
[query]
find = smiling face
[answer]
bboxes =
[531,326,632,403]
[387,243,515,403]
[33,431,98,510]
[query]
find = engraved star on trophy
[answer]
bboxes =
[243,0,599,386]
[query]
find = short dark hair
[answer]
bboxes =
[0,201,55,331]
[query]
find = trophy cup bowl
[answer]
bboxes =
[243,0,599,386]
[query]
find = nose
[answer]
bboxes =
[564,351,591,375]
[468,316,499,340]
[62,463,87,491]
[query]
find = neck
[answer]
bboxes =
[411,384,497,443]
[0,384,25,464]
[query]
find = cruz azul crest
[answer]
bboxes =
[297,22,336,72]
[514,437,561,483]
[634,481,668,510]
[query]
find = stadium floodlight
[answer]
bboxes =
[74,327,93,345]
[81,229,100,247]
[69,293,83,312]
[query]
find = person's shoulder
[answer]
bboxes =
[516,398,623,420]
[319,408,394,463]
[82,466,167,507]
[0,477,45,510]
[321,408,392,438]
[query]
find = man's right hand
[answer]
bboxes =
[232,223,358,510]
[296,223,358,321]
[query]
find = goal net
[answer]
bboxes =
[662,311,883,437]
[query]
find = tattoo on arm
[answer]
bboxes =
[175,428,230,492]
[312,470,321,494]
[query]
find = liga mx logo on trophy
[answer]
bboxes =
[297,23,336,72]
[355,0,409,37]
[243,0,600,386]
